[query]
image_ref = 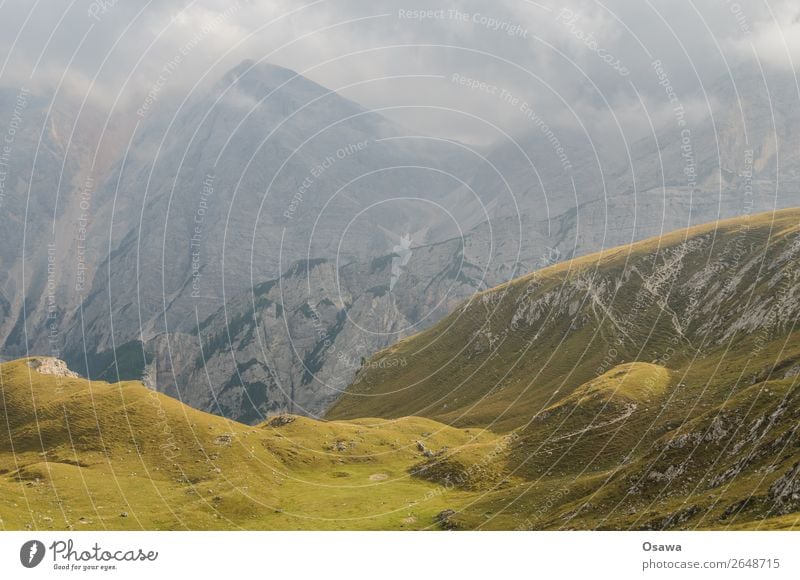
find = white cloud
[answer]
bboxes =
[0,0,794,145]
[727,1,800,70]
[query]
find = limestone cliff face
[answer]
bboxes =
[60,61,475,359]
[152,237,490,422]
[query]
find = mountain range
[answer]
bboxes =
[1,60,799,427]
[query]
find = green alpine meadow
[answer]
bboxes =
[2,209,798,530]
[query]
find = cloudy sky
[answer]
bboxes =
[0,0,798,143]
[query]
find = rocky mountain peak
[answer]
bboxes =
[220,59,334,105]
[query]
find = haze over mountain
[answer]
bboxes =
[1,59,799,424]
[149,62,800,423]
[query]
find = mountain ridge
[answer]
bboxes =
[325,208,800,529]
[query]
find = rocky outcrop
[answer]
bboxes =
[26,357,79,378]
[769,462,800,515]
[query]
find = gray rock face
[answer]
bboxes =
[63,60,478,358]
[770,462,800,515]
[0,88,129,358]
[152,235,490,422]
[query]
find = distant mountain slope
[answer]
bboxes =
[63,60,476,358]
[5,61,800,436]
[137,64,800,425]
[328,209,800,529]
[171,235,489,422]
[0,88,131,356]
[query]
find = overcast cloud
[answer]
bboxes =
[0,0,798,143]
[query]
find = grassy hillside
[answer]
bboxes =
[328,208,800,529]
[0,357,505,530]
[2,209,799,530]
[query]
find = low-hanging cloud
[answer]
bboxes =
[0,0,796,144]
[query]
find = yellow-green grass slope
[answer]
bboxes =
[0,357,509,530]
[329,208,800,529]
[3,209,800,530]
